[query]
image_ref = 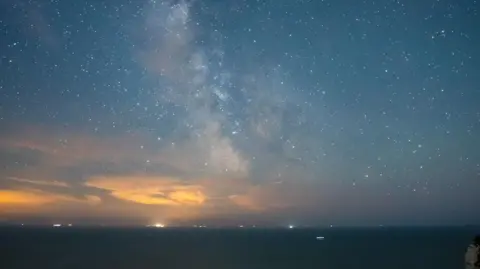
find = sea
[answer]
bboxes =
[1,226,477,269]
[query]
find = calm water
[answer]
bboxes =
[1,227,477,269]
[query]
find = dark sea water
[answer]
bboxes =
[1,226,477,269]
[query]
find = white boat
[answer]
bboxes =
[316,236,325,240]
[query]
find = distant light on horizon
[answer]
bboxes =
[288,225,294,229]
[154,223,165,228]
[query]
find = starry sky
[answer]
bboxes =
[0,0,479,226]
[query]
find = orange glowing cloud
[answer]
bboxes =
[0,124,275,222]
[0,190,61,205]
[0,189,101,207]
[85,175,206,206]
[84,195,102,206]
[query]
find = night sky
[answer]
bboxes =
[0,0,479,226]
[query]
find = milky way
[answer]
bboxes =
[0,0,479,226]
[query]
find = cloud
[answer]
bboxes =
[85,175,206,206]
[0,122,249,180]
[81,174,302,224]
[0,190,64,206]
[6,177,69,188]
[229,194,264,212]
[0,125,142,167]
[0,189,101,207]
[84,195,102,206]
[0,123,296,222]
[83,173,298,214]
[228,182,306,212]
[0,116,316,223]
